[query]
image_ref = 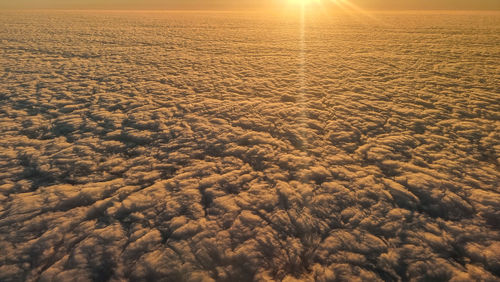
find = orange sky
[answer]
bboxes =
[1,0,499,10]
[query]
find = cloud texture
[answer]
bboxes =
[0,11,499,281]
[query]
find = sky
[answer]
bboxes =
[0,0,499,10]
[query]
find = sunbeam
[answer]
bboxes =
[286,0,380,21]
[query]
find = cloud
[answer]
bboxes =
[0,10,499,282]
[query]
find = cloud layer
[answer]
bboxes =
[0,11,499,281]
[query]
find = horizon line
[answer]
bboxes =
[1,8,499,13]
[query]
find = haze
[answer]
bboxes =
[1,0,500,10]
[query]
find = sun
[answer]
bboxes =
[288,0,321,6]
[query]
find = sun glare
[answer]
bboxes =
[289,0,320,6]
[284,0,380,23]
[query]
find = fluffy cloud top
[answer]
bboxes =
[0,11,499,281]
